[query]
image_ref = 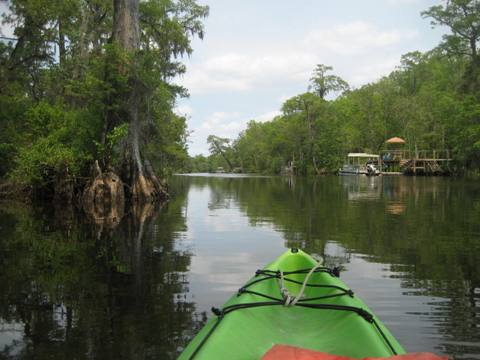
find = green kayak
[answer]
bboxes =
[179,248,405,359]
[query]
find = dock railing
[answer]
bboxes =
[379,149,452,174]
[380,149,452,161]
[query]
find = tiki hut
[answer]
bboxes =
[385,137,405,145]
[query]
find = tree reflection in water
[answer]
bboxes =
[1,175,479,359]
[178,175,480,357]
[0,191,205,359]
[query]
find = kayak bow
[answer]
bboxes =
[179,248,405,359]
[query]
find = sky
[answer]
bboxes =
[174,0,447,155]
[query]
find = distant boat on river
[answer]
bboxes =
[338,153,380,176]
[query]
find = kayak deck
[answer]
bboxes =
[179,249,405,359]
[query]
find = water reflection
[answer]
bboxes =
[1,175,480,359]
[0,196,205,359]
[176,175,480,358]
[341,175,382,202]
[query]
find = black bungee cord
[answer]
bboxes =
[187,266,397,360]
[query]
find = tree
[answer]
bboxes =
[282,93,323,174]
[82,0,208,207]
[422,0,480,92]
[397,51,425,95]
[207,135,234,172]
[309,64,349,99]
[109,0,174,203]
[113,0,208,203]
[0,0,208,203]
[111,0,159,203]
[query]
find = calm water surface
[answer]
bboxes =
[1,175,479,359]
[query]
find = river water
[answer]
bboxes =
[0,174,479,359]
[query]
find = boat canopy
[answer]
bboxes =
[347,153,379,158]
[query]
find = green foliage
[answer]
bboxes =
[107,123,129,149]
[422,0,480,92]
[0,0,208,193]
[95,123,130,166]
[207,135,234,171]
[146,112,191,176]
[207,135,231,155]
[198,47,480,175]
[210,71,349,175]
[11,102,94,186]
[188,154,211,172]
[309,64,349,99]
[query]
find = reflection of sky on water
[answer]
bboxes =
[2,174,478,358]
[181,181,285,310]
[173,174,480,357]
[327,241,479,356]
[340,175,383,202]
[0,321,24,356]
[340,250,443,353]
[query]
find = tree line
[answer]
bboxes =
[190,1,480,175]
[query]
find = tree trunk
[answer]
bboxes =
[83,160,125,226]
[115,0,167,203]
[113,0,140,52]
[219,150,234,172]
[85,0,167,208]
[304,100,320,175]
[58,18,66,65]
[53,164,74,204]
[73,5,90,80]
[210,140,233,172]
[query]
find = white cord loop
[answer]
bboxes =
[279,262,322,306]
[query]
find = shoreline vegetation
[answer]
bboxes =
[188,2,480,178]
[0,0,209,208]
[1,1,480,206]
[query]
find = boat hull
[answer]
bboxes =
[179,249,404,359]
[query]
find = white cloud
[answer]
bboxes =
[181,21,417,96]
[349,57,402,85]
[278,95,292,104]
[305,21,417,56]
[387,0,421,5]
[255,110,281,123]
[200,111,242,133]
[0,3,14,38]
[188,111,242,154]
[174,104,193,117]
[182,52,317,95]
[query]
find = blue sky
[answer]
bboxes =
[175,0,447,155]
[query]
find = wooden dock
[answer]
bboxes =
[380,149,452,175]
